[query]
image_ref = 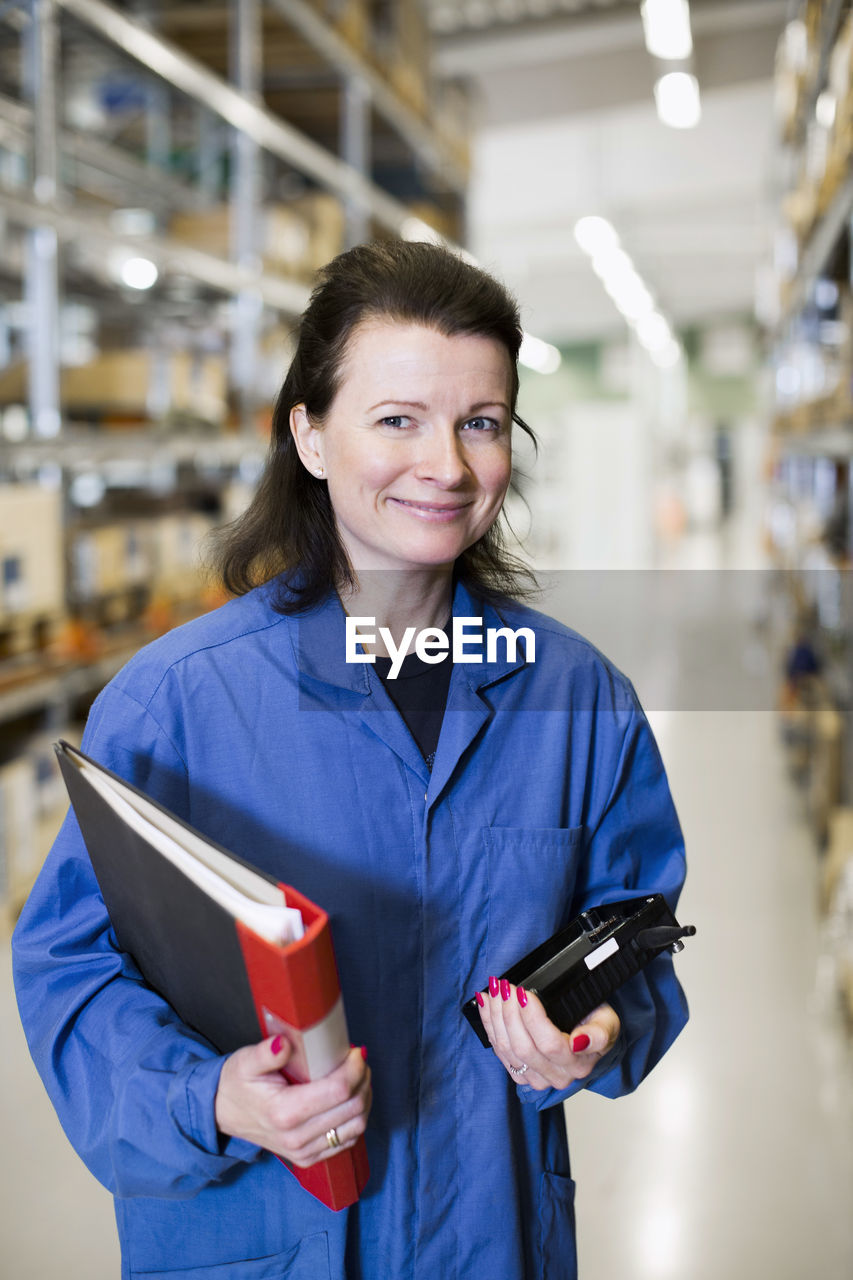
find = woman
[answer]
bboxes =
[13,240,688,1279]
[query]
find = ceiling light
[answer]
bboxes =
[119,256,159,290]
[575,216,676,366]
[591,246,634,282]
[608,275,656,320]
[654,71,701,129]
[641,0,693,60]
[573,216,620,257]
[519,332,561,375]
[636,312,672,351]
[651,340,682,368]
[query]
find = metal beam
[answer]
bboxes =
[0,186,311,314]
[266,0,468,194]
[783,171,853,323]
[0,91,209,211]
[229,0,263,426]
[23,0,61,439]
[56,0,411,234]
[341,73,370,249]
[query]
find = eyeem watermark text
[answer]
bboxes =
[345,616,536,679]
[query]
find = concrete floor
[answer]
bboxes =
[569,707,853,1279]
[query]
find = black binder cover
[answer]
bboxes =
[56,740,271,1053]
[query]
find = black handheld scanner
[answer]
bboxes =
[462,893,695,1048]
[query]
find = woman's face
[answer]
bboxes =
[290,319,514,576]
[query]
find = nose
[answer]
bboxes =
[415,423,470,487]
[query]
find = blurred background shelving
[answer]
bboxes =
[766,0,853,1027]
[0,0,473,932]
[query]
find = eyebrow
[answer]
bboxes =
[367,400,511,414]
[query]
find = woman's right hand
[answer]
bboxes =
[214,1037,372,1168]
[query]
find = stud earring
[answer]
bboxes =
[315,467,325,478]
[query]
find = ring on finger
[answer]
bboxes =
[325,1127,341,1149]
[508,1062,529,1077]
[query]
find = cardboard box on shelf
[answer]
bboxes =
[169,352,229,425]
[69,521,156,604]
[307,0,369,51]
[822,807,853,913]
[808,704,843,846]
[152,512,216,602]
[170,203,315,280]
[365,0,430,110]
[406,201,462,244]
[0,733,77,930]
[432,82,472,173]
[390,61,429,118]
[782,180,819,244]
[828,10,853,104]
[0,485,65,629]
[15,349,233,425]
[0,756,38,911]
[289,192,346,274]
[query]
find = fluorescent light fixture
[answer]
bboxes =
[591,246,634,283]
[651,339,682,368]
[608,275,656,321]
[519,332,561,375]
[654,72,701,129]
[575,214,678,367]
[636,312,673,351]
[573,216,619,257]
[120,256,159,290]
[641,0,693,60]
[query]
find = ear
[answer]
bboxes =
[289,403,326,478]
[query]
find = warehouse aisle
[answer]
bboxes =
[566,630,853,1275]
[0,941,121,1277]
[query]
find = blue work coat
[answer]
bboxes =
[12,575,688,1279]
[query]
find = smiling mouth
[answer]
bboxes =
[390,498,470,512]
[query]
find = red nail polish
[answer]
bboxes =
[517,986,528,1008]
[271,1035,283,1055]
[500,979,511,1001]
[489,975,499,998]
[360,1045,368,1061]
[572,1033,590,1053]
[475,991,485,1007]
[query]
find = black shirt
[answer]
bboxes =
[373,647,453,771]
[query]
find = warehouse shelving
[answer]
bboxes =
[0,0,470,924]
[770,0,853,1023]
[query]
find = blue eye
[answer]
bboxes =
[380,416,408,428]
[463,417,499,432]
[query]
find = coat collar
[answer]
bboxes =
[285,575,530,696]
[283,576,532,797]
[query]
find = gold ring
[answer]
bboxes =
[325,1127,341,1149]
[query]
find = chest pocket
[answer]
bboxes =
[484,825,584,974]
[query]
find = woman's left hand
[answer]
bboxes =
[477,980,620,1091]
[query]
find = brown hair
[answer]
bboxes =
[211,239,538,611]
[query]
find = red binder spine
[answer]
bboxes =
[235,885,369,1211]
